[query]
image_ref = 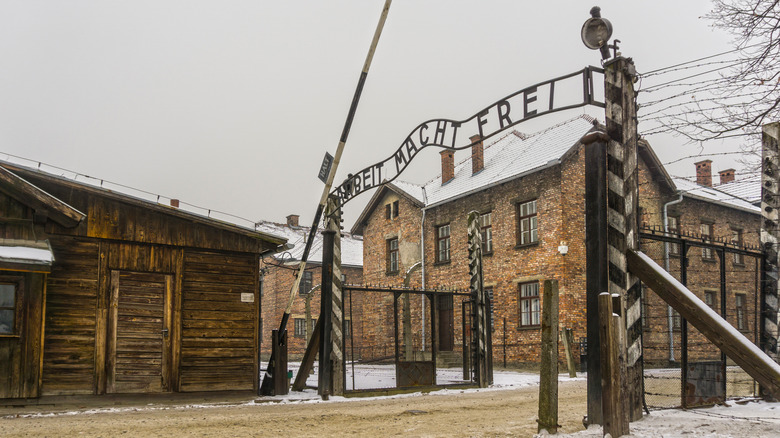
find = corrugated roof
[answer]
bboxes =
[415,115,597,207]
[713,174,761,205]
[255,221,363,267]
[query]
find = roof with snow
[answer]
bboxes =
[674,177,760,215]
[712,174,761,205]
[255,220,363,267]
[421,115,598,207]
[0,239,54,273]
[351,115,599,234]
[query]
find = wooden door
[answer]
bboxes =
[438,295,454,351]
[107,271,172,393]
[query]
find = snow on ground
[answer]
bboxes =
[547,399,780,438]
[273,362,555,404]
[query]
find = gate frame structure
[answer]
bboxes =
[639,225,765,408]
[339,284,480,394]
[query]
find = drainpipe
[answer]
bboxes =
[663,192,684,362]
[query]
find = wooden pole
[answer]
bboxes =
[583,132,608,425]
[760,122,780,386]
[562,328,577,378]
[538,280,560,434]
[326,196,345,396]
[603,56,643,422]
[318,229,335,398]
[599,293,629,438]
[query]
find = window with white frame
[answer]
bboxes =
[294,318,306,338]
[735,293,747,331]
[517,200,538,245]
[436,224,451,262]
[732,229,744,264]
[668,216,680,255]
[299,270,313,295]
[701,222,714,260]
[518,282,540,327]
[387,238,399,273]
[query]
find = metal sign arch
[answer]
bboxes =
[333,66,604,205]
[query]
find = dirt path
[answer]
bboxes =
[1,381,588,437]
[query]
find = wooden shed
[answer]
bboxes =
[0,162,285,399]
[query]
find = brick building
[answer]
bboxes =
[257,215,363,359]
[350,114,764,367]
[641,160,763,366]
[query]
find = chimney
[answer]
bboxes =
[695,160,713,187]
[440,149,454,184]
[170,199,179,208]
[719,168,735,185]
[470,135,484,175]
[286,214,299,227]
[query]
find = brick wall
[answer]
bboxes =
[641,196,761,365]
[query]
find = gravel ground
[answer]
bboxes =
[0,380,587,437]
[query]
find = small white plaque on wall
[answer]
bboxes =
[240,293,255,303]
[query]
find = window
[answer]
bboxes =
[704,291,717,311]
[480,212,493,254]
[387,238,399,273]
[341,273,347,285]
[732,229,744,264]
[672,308,682,331]
[385,201,399,219]
[668,216,680,255]
[735,294,747,331]
[299,270,313,295]
[485,287,495,331]
[0,283,17,335]
[294,318,306,338]
[701,222,714,260]
[519,282,540,327]
[436,224,451,262]
[517,200,538,245]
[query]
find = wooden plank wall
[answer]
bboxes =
[179,250,259,392]
[42,237,99,395]
[85,196,265,254]
[0,192,36,240]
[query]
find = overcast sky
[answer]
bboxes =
[0,1,740,229]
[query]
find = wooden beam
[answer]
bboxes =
[628,250,780,398]
[0,166,84,227]
[538,280,559,434]
[292,317,322,392]
[562,328,577,378]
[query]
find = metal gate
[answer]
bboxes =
[339,285,475,394]
[639,226,767,408]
